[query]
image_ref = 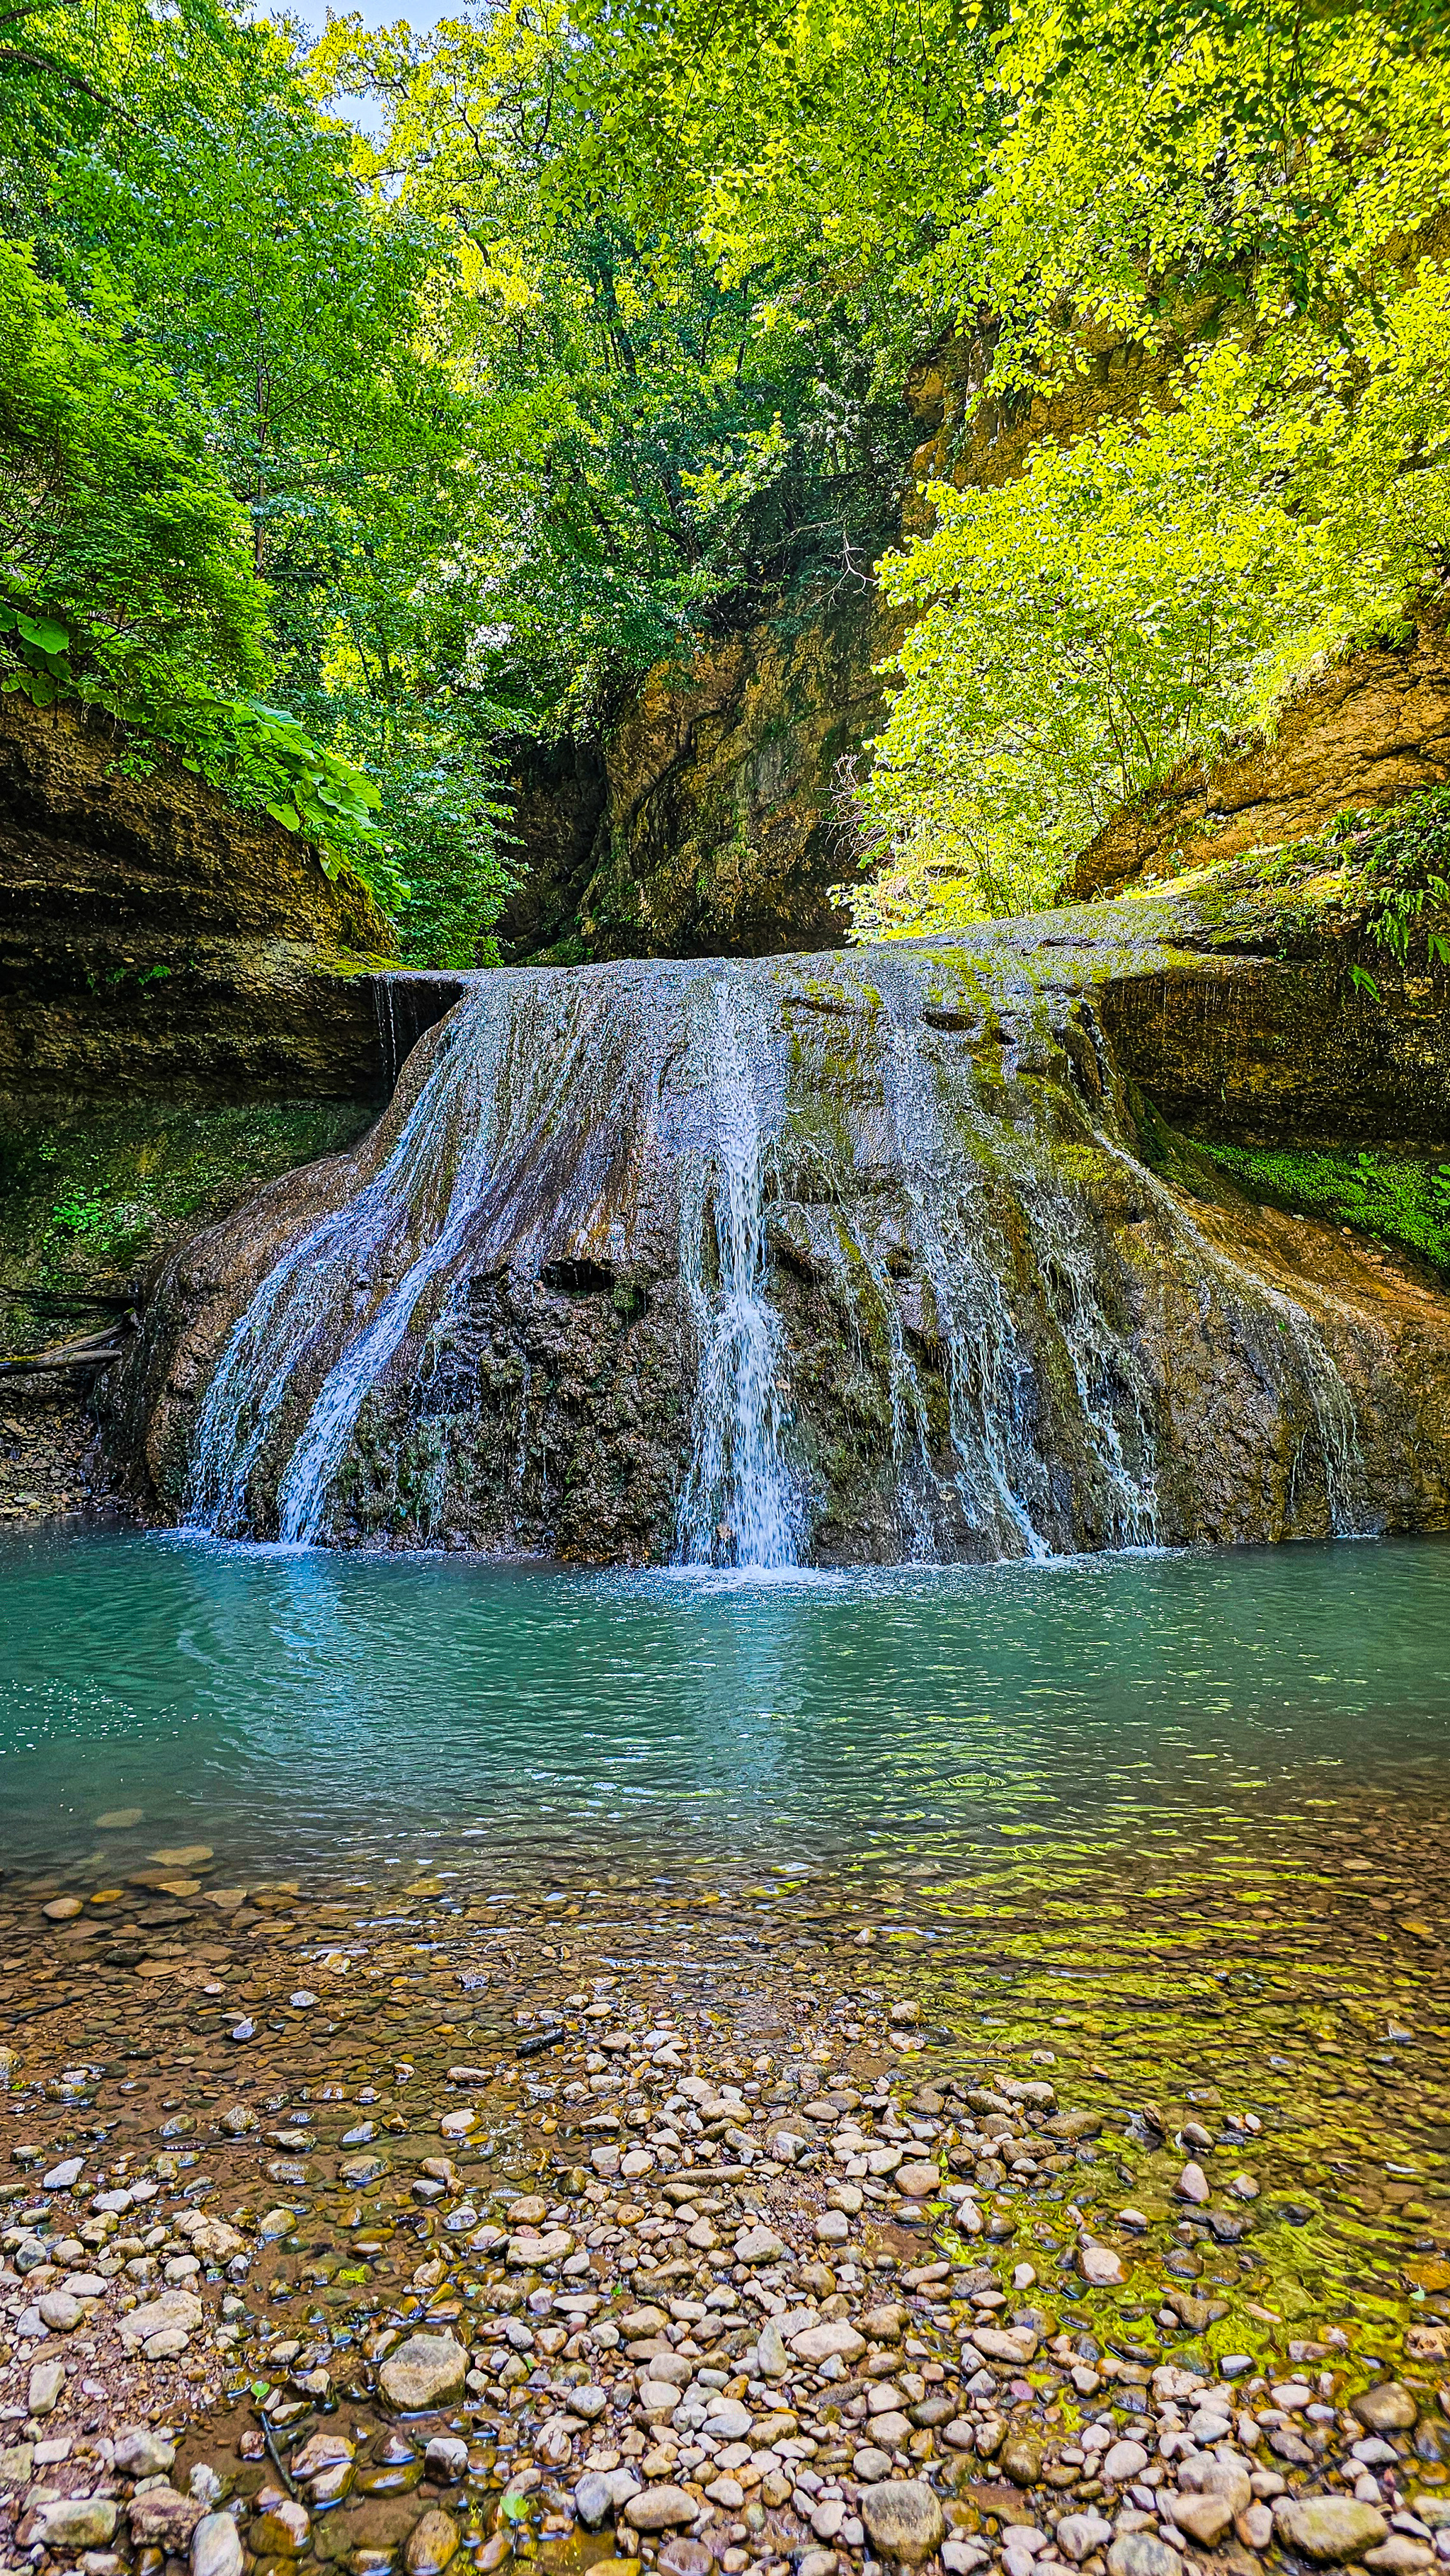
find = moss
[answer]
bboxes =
[0,1096,375,1350]
[1199,1139,1450,1274]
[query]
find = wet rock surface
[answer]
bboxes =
[115,875,1450,1561]
[0,1837,1447,2576]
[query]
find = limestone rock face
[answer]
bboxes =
[1071,603,1450,901]
[0,693,396,1102]
[501,602,881,967]
[116,874,1450,1562]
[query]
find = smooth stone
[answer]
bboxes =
[115,2427,177,2476]
[379,2333,469,2412]
[42,1898,83,1920]
[120,2288,202,2351]
[659,2542,714,2576]
[1056,2515,1114,2564]
[405,2507,461,2574]
[1001,2437,1041,2487]
[131,2490,206,2548]
[1102,2440,1150,2483]
[816,2209,850,2242]
[251,2502,310,2557]
[858,2480,946,2565]
[38,2289,81,2330]
[1353,2384,1420,2432]
[895,2161,942,2200]
[28,2497,118,2549]
[758,2319,790,2377]
[28,2358,65,2415]
[193,2512,244,2576]
[575,2473,612,2529]
[1165,2494,1233,2546]
[798,2555,836,2576]
[1079,2243,1124,2287]
[42,2155,84,2189]
[705,2397,753,2440]
[1182,2454,1253,2514]
[1365,2543,1435,2573]
[855,2447,894,2482]
[736,2226,787,2264]
[1107,2540,1182,2576]
[793,2318,866,2364]
[425,2435,469,2481]
[292,2434,356,2480]
[1274,2497,1390,2562]
[1177,2163,1210,2205]
[622,2485,698,2531]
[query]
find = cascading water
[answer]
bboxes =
[673,975,801,1568]
[147,925,1427,1566]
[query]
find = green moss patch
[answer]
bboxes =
[0,1098,375,1350]
[1199,1139,1450,1273]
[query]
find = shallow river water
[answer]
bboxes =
[0,1526,1448,2537]
[1,1529,1449,1888]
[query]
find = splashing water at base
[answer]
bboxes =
[674,974,801,1568]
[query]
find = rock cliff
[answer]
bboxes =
[0,695,399,1101]
[0,697,408,1507]
[113,863,1450,1563]
[500,599,882,964]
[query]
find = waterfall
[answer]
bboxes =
[674,975,801,1568]
[164,938,1393,1563]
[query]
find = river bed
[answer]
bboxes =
[0,1530,1446,2576]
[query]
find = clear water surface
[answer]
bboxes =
[0,1526,1446,1887]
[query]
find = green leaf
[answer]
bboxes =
[15,613,69,655]
[265,802,301,831]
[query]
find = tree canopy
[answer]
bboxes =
[1,0,1447,950]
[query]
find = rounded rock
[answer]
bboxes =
[1274,2497,1390,2563]
[858,2479,947,2565]
[379,2332,469,2413]
[622,2485,699,2533]
[405,2508,461,2575]
[1102,2439,1149,2483]
[1352,2383,1420,2433]
[1166,2495,1233,2548]
[1107,2539,1182,2576]
[192,2512,244,2576]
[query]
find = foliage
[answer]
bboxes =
[313,3,917,685]
[1329,787,1450,972]
[0,236,268,700]
[1202,1142,1450,1279]
[8,0,1450,961]
[847,302,1450,935]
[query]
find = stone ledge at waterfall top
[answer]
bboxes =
[106,867,1450,1562]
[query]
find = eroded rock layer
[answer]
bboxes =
[114,879,1450,1562]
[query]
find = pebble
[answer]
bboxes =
[1274,2497,1391,2561]
[28,2356,65,2415]
[192,2511,244,2576]
[25,2496,118,2548]
[623,2485,700,2531]
[858,2480,945,2565]
[0,1862,1442,2576]
[378,2333,469,2411]
[1353,2382,1420,2431]
[1107,2541,1181,2576]
[404,2507,460,2572]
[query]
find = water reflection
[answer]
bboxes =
[0,1528,1446,1887]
